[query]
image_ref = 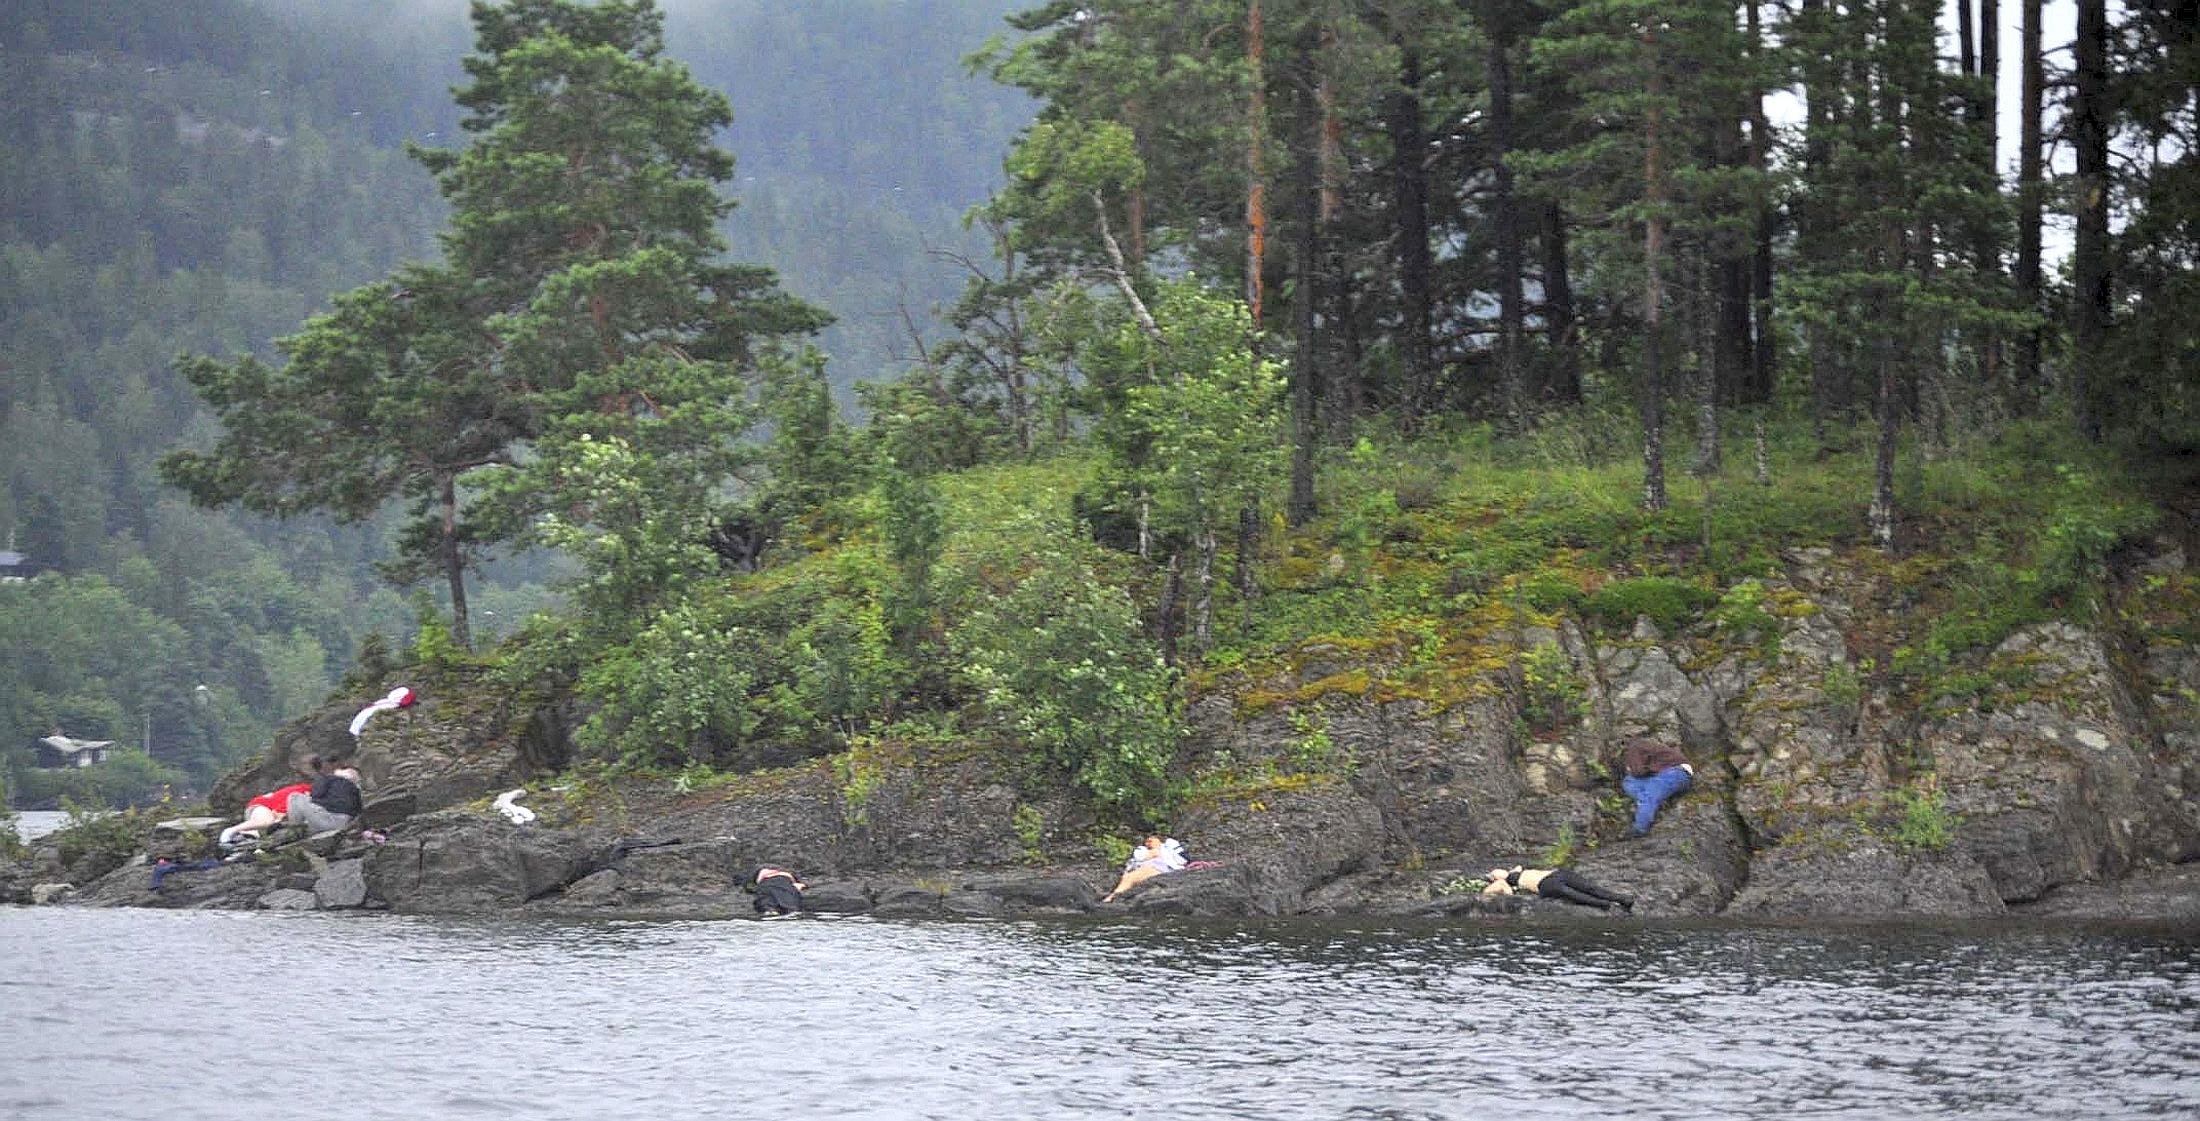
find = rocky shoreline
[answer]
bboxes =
[8,546,2197,925]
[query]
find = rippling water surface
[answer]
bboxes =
[0,909,2194,1119]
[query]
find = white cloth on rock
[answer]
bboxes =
[493,788,536,825]
[348,686,416,738]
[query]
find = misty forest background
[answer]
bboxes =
[1,0,2191,815]
[1,0,1028,799]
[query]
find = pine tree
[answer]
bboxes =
[165,0,825,646]
[1523,0,1761,511]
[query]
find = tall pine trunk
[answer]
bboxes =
[1156,550,1183,666]
[1801,0,1843,441]
[1246,1,1268,326]
[1747,0,1776,405]
[2071,0,2109,440]
[1869,317,1900,551]
[2015,0,2045,411]
[1317,27,1356,439]
[1287,24,1321,526]
[1641,31,1670,513]
[1540,202,1581,403]
[1485,6,1527,425]
[1235,504,1260,603]
[1386,42,1435,417]
[1973,0,2005,400]
[439,471,471,649]
[1193,529,1217,653]
[1697,253,1723,477]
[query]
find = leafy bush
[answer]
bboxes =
[1012,803,1047,863]
[0,773,23,861]
[50,798,149,871]
[1584,576,1717,633]
[1515,568,1587,614]
[1894,786,1957,850]
[1094,833,1135,869]
[571,553,913,768]
[2035,465,2155,602]
[834,740,890,827]
[1822,662,1864,725]
[1540,821,1581,866]
[1287,709,1343,771]
[950,530,1182,817]
[1518,643,1586,735]
[1710,579,1782,654]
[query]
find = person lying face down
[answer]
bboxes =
[1620,738,1694,837]
[1101,834,1188,902]
[1481,865,1635,912]
[747,866,807,915]
[219,779,314,846]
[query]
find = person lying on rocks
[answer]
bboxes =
[747,866,807,915]
[219,780,313,847]
[1482,865,1635,912]
[283,761,363,835]
[1621,738,1694,837]
[1101,834,1187,902]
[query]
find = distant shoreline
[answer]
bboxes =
[9,811,71,844]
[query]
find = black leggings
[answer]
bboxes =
[1536,870,1633,910]
[754,875,804,915]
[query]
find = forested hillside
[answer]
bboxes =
[5,0,2193,823]
[0,0,1027,804]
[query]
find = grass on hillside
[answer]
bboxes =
[462,407,2173,823]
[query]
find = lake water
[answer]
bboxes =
[10,811,69,843]
[0,911,2193,1120]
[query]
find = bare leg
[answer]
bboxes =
[1102,865,1166,902]
[221,805,281,845]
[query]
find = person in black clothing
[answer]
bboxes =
[745,866,806,915]
[1482,866,1635,912]
[285,759,363,834]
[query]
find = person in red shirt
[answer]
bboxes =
[219,781,313,846]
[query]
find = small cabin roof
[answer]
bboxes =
[38,735,114,755]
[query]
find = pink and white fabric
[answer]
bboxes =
[348,686,417,738]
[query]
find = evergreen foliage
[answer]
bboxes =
[1,0,1018,801]
[6,0,2192,831]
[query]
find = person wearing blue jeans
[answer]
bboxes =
[1621,739,1693,836]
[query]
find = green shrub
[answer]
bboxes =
[1894,786,1957,851]
[570,549,914,768]
[0,775,23,861]
[1584,576,1717,633]
[1540,821,1581,866]
[1287,709,1343,772]
[1518,644,1587,734]
[50,798,147,870]
[1822,662,1864,723]
[1710,579,1782,653]
[1012,803,1047,864]
[1437,874,1490,896]
[950,526,1182,817]
[1516,569,1587,614]
[2035,465,2156,602]
[1094,833,1135,869]
[834,741,889,827]
[411,597,470,669]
